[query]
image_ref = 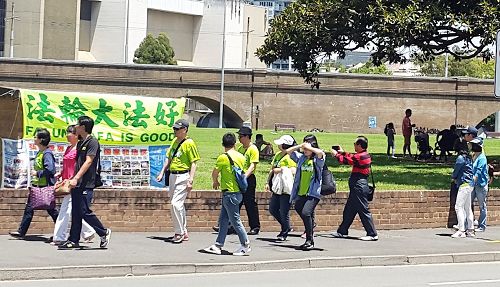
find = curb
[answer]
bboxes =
[2,251,500,281]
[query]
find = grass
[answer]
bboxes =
[187,127,500,192]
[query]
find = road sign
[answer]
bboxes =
[495,31,500,98]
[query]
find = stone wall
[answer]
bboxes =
[1,189,499,234]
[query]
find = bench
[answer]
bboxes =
[274,123,296,132]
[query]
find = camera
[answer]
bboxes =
[332,145,340,151]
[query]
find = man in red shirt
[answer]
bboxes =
[402,109,415,158]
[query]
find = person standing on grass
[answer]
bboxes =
[286,134,325,250]
[384,122,396,159]
[236,126,261,235]
[9,128,59,239]
[52,125,96,245]
[265,135,297,241]
[450,144,474,238]
[59,116,111,249]
[402,109,415,158]
[156,119,200,244]
[204,133,251,256]
[331,136,378,241]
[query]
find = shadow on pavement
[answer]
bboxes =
[16,235,50,242]
[198,249,233,256]
[147,235,174,242]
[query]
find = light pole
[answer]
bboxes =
[218,0,227,128]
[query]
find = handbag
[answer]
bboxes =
[54,180,71,196]
[367,164,375,202]
[29,185,56,210]
[164,138,187,187]
[313,161,337,196]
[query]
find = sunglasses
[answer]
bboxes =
[173,127,181,131]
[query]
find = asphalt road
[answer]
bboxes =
[3,262,500,287]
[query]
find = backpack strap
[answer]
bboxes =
[166,138,187,170]
[369,163,375,188]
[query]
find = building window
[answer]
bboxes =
[80,0,92,21]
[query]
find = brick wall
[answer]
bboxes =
[1,189,499,234]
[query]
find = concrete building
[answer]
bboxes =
[2,0,267,69]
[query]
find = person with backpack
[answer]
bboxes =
[156,119,200,243]
[204,133,251,256]
[285,134,325,250]
[331,136,378,241]
[9,128,59,239]
[265,135,297,241]
[384,122,396,159]
[59,116,111,249]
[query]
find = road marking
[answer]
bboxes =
[429,279,500,286]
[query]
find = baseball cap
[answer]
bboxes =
[236,126,252,136]
[274,135,295,146]
[462,126,478,136]
[173,119,189,129]
[470,137,483,147]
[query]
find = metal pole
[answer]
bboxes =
[125,0,130,63]
[9,2,15,58]
[218,0,227,128]
[444,52,449,77]
[244,17,250,69]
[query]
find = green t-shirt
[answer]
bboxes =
[298,159,314,196]
[271,152,297,168]
[167,138,200,171]
[215,149,246,192]
[237,144,259,172]
[32,152,47,186]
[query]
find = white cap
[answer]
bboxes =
[274,135,294,146]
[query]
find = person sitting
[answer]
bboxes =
[255,134,274,160]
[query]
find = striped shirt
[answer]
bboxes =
[335,151,371,175]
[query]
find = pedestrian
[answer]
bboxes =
[469,137,489,232]
[384,122,396,158]
[286,134,325,250]
[264,135,297,241]
[156,119,200,243]
[51,125,96,245]
[204,133,251,256]
[9,128,59,238]
[450,145,474,238]
[59,116,111,249]
[236,126,261,235]
[402,109,415,158]
[331,136,378,241]
[255,133,274,160]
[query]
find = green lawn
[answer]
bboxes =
[187,127,500,192]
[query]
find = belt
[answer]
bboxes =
[170,170,189,174]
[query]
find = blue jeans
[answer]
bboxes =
[471,185,488,229]
[216,192,249,247]
[269,193,291,235]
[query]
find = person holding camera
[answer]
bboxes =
[331,136,378,241]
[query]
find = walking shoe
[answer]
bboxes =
[233,245,251,256]
[247,228,260,235]
[299,240,314,250]
[204,244,222,255]
[331,232,348,238]
[172,234,184,243]
[212,226,219,232]
[475,227,485,232]
[451,231,466,238]
[277,235,287,242]
[9,231,24,238]
[83,233,95,243]
[359,235,379,241]
[452,224,459,230]
[58,241,80,249]
[100,229,112,248]
[474,220,479,227]
[182,232,189,241]
[466,230,476,237]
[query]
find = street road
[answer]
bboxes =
[3,262,500,287]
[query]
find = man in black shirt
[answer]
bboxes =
[59,116,111,249]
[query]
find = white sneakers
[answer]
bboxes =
[451,231,466,238]
[204,244,222,255]
[233,245,251,256]
[359,235,379,241]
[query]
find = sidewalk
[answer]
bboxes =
[2,227,500,281]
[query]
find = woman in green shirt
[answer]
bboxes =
[265,135,297,241]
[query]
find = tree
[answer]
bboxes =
[348,61,392,75]
[256,0,499,87]
[417,56,495,79]
[134,33,177,65]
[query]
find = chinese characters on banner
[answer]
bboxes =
[20,89,186,146]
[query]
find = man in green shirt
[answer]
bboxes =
[204,133,251,256]
[236,126,261,235]
[156,119,200,244]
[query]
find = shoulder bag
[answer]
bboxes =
[164,138,187,186]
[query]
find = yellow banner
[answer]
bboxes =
[20,89,186,146]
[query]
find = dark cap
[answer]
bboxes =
[236,126,252,136]
[470,137,484,147]
[462,126,478,136]
[173,119,189,129]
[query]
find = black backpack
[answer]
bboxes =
[313,161,337,196]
